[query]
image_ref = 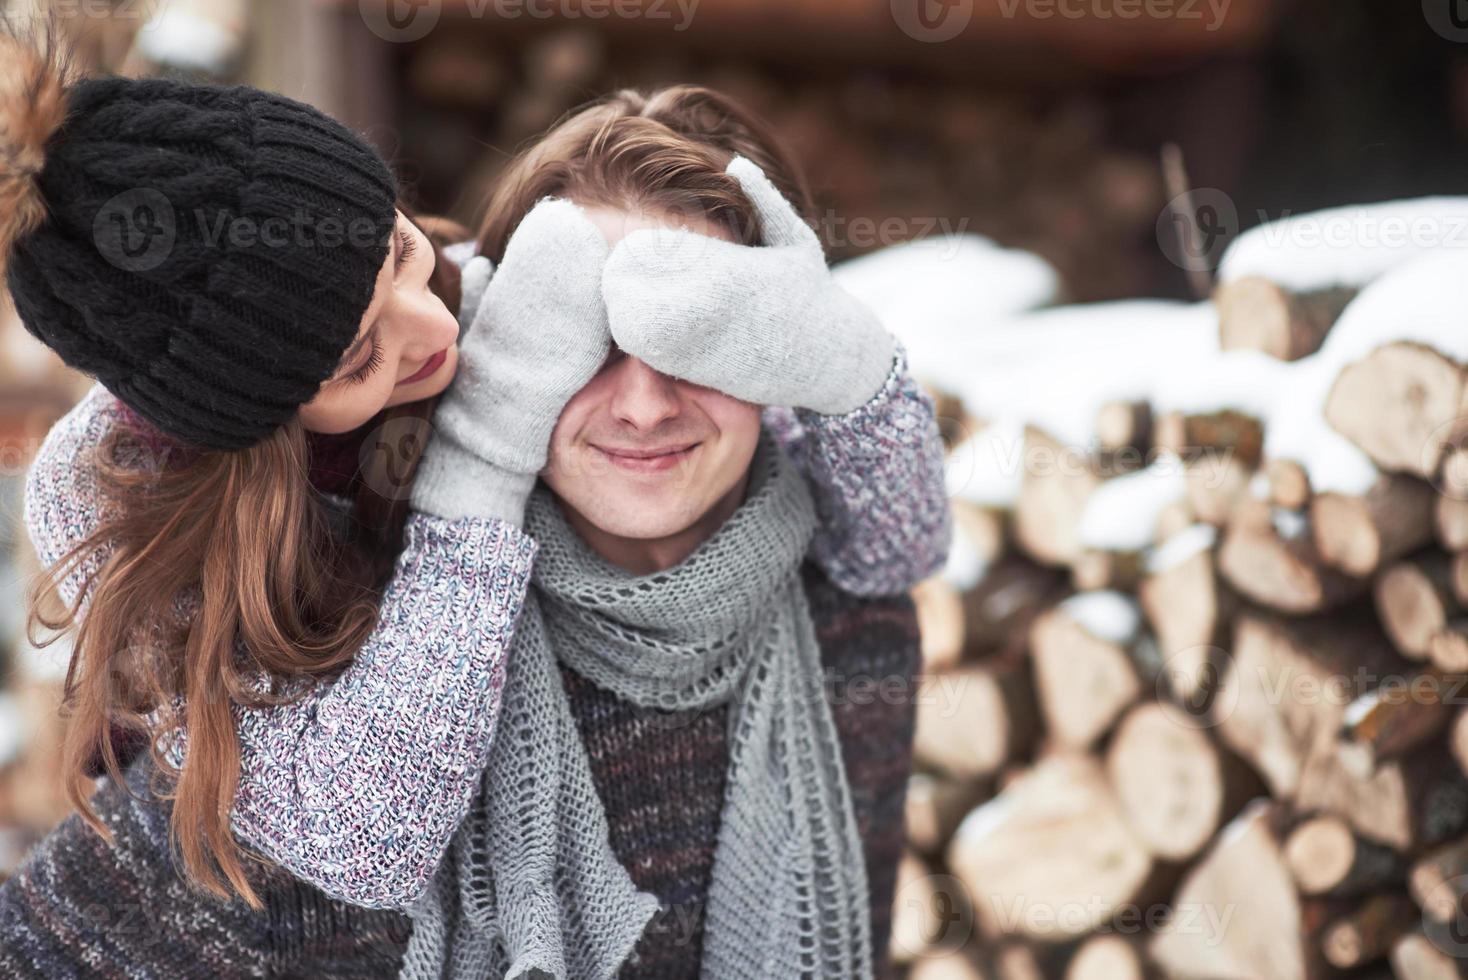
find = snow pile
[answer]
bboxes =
[1058,590,1142,646]
[831,234,1060,387]
[1261,249,1468,495]
[833,213,1468,579]
[0,694,25,769]
[926,250,1468,500]
[1303,248,1468,369]
[1219,197,1468,291]
[138,3,244,75]
[949,300,1219,447]
[1146,524,1218,574]
[940,518,991,591]
[944,420,1027,508]
[1078,455,1189,552]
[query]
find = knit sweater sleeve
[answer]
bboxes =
[22,382,538,911]
[764,342,951,597]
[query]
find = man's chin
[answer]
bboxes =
[571,498,705,542]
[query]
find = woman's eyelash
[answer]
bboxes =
[399,227,417,264]
[345,338,384,385]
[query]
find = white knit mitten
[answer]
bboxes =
[599,156,895,416]
[412,199,611,526]
[596,156,892,413]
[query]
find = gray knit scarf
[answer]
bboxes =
[397,428,873,979]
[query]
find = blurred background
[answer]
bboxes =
[5,1,1468,977]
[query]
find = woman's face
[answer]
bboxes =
[297,210,461,433]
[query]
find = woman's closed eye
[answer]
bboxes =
[397,226,417,268]
[344,337,384,385]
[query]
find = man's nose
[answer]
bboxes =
[606,355,683,430]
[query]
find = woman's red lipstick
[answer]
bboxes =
[398,348,447,387]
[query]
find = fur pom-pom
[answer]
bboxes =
[0,26,73,273]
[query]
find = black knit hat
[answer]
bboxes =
[0,46,398,450]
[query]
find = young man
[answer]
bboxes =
[2,152,949,978]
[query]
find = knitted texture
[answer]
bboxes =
[401,429,873,979]
[600,156,896,416]
[562,564,919,978]
[764,344,952,597]
[411,200,612,526]
[23,383,540,911]
[0,565,919,979]
[7,75,398,450]
[23,350,947,918]
[0,747,416,980]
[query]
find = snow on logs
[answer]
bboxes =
[859,211,1468,976]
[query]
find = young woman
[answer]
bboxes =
[0,29,553,926]
[4,30,949,977]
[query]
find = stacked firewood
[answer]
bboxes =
[888,201,1468,979]
[398,24,1169,301]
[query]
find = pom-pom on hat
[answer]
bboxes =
[0,30,399,451]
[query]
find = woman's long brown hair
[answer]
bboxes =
[25,215,465,911]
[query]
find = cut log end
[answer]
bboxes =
[1284,816,1356,895]
[1215,276,1355,361]
[1320,894,1419,970]
[1064,935,1150,980]
[1376,554,1459,659]
[1106,702,1238,861]
[1325,341,1465,478]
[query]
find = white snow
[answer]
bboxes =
[952,785,1016,845]
[1219,197,1468,291]
[138,6,243,74]
[1271,507,1309,541]
[1248,470,1272,501]
[1149,347,1287,421]
[1078,454,1188,552]
[1259,249,1468,495]
[0,693,25,768]
[830,217,1468,581]
[15,631,71,684]
[947,300,1220,447]
[831,234,1060,387]
[1058,590,1142,645]
[1145,523,1218,574]
[944,420,1027,508]
[939,519,990,591]
[1306,249,1468,368]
